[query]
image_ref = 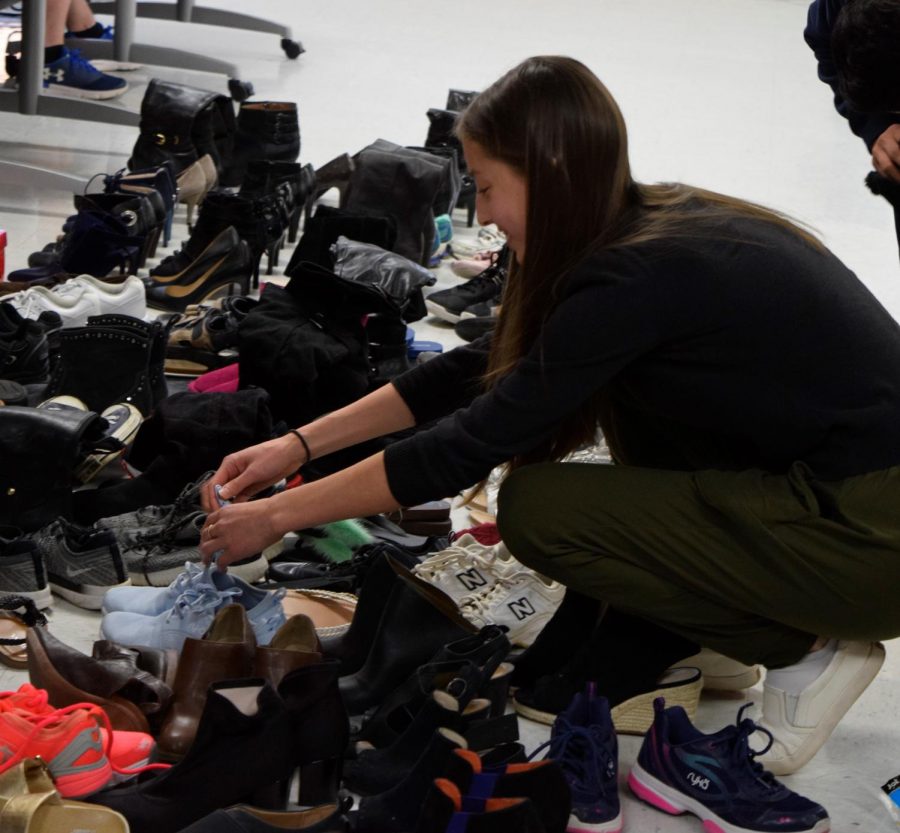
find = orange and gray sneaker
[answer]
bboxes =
[0,683,163,793]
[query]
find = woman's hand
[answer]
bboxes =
[199,499,283,568]
[872,124,900,184]
[200,434,306,513]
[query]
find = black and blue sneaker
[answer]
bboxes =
[534,682,622,833]
[629,698,830,833]
[42,47,127,100]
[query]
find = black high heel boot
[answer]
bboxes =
[311,152,354,207]
[337,556,476,715]
[355,625,511,750]
[318,544,417,676]
[240,160,315,245]
[353,728,467,833]
[86,680,303,833]
[74,191,167,268]
[343,691,491,796]
[87,663,347,833]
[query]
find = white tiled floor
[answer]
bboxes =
[1,0,899,829]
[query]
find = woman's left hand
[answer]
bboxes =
[199,498,282,569]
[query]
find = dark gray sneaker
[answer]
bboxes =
[96,471,210,550]
[30,518,129,609]
[0,526,51,609]
[425,246,507,323]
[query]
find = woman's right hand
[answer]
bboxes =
[200,434,307,512]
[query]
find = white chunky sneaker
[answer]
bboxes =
[412,534,517,605]
[756,639,885,775]
[458,569,564,647]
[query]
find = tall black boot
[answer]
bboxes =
[221,100,300,188]
[129,79,235,176]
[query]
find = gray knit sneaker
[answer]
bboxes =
[0,527,51,609]
[30,518,129,609]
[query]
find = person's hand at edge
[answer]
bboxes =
[872,124,900,184]
[200,434,306,513]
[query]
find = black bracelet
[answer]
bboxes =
[287,429,312,464]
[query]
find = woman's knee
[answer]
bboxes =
[496,463,563,567]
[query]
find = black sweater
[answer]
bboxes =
[385,216,900,506]
[804,0,896,151]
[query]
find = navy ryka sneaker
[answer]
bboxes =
[537,683,622,833]
[629,698,830,833]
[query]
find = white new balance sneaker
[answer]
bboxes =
[458,569,564,647]
[756,639,885,774]
[412,534,518,605]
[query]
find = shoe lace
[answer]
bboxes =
[0,701,170,778]
[725,704,787,797]
[0,683,51,716]
[63,48,98,75]
[529,717,615,792]
[164,575,238,624]
[455,263,506,299]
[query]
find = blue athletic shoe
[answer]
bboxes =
[42,47,127,100]
[534,683,622,833]
[629,698,830,833]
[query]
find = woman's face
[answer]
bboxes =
[462,138,528,261]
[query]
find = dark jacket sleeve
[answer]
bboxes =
[804,0,895,150]
[390,334,491,424]
[383,251,661,506]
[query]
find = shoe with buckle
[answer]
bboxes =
[629,698,830,833]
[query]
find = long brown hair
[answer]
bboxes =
[458,55,822,471]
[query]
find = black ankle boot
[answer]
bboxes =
[353,729,466,833]
[74,191,167,268]
[355,625,511,750]
[344,691,491,795]
[337,557,476,716]
[0,304,51,384]
[7,210,142,284]
[221,100,300,188]
[43,315,167,416]
[318,544,418,675]
[241,159,315,244]
[144,225,252,313]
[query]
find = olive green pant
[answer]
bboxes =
[496,461,900,668]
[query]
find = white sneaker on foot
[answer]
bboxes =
[756,639,885,774]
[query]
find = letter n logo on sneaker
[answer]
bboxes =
[507,597,535,621]
[455,568,488,592]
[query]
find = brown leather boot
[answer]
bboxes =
[254,613,322,688]
[157,604,255,760]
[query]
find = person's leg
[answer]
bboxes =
[497,460,900,771]
[45,0,71,47]
[65,0,107,39]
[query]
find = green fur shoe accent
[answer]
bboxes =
[295,519,375,563]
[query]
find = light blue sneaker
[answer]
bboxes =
[42,47,127,100]
[101,562,286,645]
[99,572,236,651]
